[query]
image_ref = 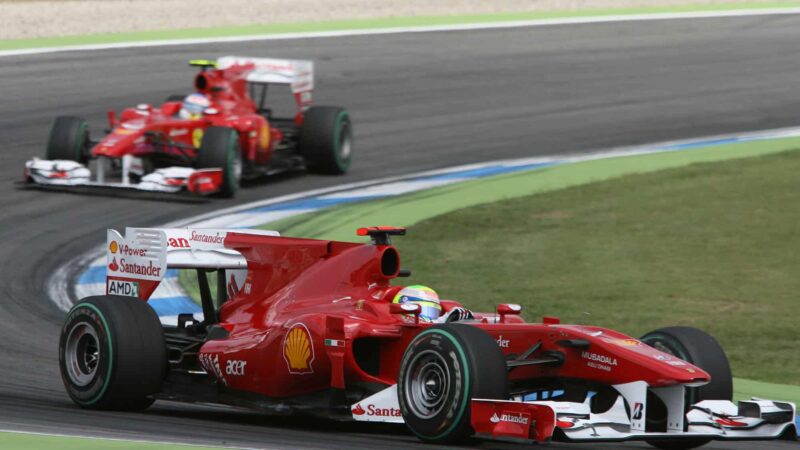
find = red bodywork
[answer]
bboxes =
[95,62,305,166]
[180,229,709,404]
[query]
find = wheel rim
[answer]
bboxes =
[64,322,100,387]
[404,350,451,419]
[339,125,352,161]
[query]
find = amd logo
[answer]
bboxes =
[107,280,139,297]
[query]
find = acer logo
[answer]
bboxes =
[168,237,190,248]
[225,360,247,376]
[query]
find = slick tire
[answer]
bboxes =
[641,326,733,450]
[59,295,166,411]
[197,126,242,198]
[398,324,507,444]
[46,116,90,164]
[299,106,352,175]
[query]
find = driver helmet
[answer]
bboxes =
[179,93,211,119]
[392,285,442,322]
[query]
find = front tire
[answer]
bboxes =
[196,126,242,198]
[46,116,90,163]
[641,326,733,450]
[299,106,352,174]
[398,324,507,444]
[58,295,166,411]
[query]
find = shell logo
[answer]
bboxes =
[109,241,118,254]
[283,323,315,374]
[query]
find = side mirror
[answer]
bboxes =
[497,303,521,323]
[390,302,421,324]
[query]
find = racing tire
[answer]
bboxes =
[58,295,166,411]
[397,324,507,444]
[640,327,733,450]
[46,116,90,164]
[298,106,352,175]
[196,126,242,198]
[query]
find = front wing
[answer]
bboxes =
[24,159,223,196]
[471,396,797,444]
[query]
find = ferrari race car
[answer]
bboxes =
[25,56,352,198]
[58,226,797,448]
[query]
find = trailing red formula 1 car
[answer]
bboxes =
[25,56,352,198]
[58,226,796,448]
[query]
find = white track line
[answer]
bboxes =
[3,7,800,58]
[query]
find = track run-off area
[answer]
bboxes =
[2,7,800,449]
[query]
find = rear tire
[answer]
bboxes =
[641,326,733,450]
[398,324,507,444]
[47,116,90,163]
[299,106,352,174]
[58,295,166,411]
[196,126,242,198]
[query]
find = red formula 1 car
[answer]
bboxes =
[25,56,352,198]
[58,227,797,448]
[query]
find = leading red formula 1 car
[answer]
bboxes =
[25,56,352,198]
[58,227,797,448]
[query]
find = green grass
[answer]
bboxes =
[3,2,800,51]
[387,149,800,385]
[0,432,223,449]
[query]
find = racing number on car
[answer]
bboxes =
[192,128,204,148]
[225,360,247,376]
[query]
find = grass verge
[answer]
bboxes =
[388,149,800,385]
[2,3,800,51]
[0,431,223,450]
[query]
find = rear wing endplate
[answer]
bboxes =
[105,227,279,300]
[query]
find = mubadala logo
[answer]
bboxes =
[107,280,139,297]
[490,412,529,425]
[581,351,618,366]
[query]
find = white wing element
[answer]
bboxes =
[217,56,313,93]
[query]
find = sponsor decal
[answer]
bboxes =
[225,359,247,376]
[614,339,641,346]
[283,323,315,374]
[192,128,204,148]
[260,124,270,149]
[115,128,135,135]
[581,351,618,372]
[109,241,118,254]
[107,279,139,297]
[666,360,686,366]
[190,230,225,245]
[496,335,510,348]
[490,412,530,425]
[169,129,188,137]
[168,237,190,248]
[107,256,162,278]
[355,299,365,311]
[351,403,401,418]
[632,402,644,420]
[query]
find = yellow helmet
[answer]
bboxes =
[393,285,441,322]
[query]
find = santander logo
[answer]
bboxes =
[352,404,366,416]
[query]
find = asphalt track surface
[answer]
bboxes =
[1,15,799,450]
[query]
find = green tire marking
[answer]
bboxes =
[333,111,351,171]
[67,302,114,406]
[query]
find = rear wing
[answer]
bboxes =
[105,227,278,300]
[217,55,313,94]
